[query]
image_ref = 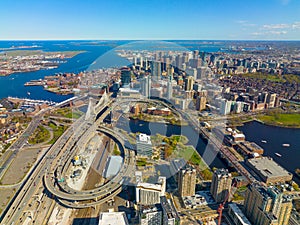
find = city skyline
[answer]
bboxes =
[1,0,300,40]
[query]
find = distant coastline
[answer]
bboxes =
[0,50,86,77]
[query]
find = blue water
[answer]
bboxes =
[0,40,117,102]
[238,121,300,180]
[1,40,300,102]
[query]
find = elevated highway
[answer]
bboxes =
[43,96,134,208]
[0,95,113,223]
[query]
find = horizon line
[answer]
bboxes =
[1,38,300,41]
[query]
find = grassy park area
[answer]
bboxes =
[28,125,51,144]
[257,113,300,128]
[48,123,68,144]
[53,107,83,119]
[152,134,213,180]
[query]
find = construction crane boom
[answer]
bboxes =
[217,180,237,225]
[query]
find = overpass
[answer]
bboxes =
[43,125,135,208]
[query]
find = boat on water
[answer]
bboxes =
[275,153,282,157]
[27,91,31,95]
[282,143,290,147]
[261,140,267,143]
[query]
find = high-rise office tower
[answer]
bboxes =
[140,56,144,67]
[184,76,194,91]
[196,66,208,79]
[196,96,206,111]
[175,55,183,69]
[167,79,173,100]
[244,184,292,225]
[167,67,173,100]
[210,54,216,65]
[151,61,161,81]
[200,52,206,65]
[133,57,137,66]
[210,169,232,203]
[178,166,197,197]
[193,50,199,59]
[141,75,151,98]
[219,99,233,115]
[163,57,171,71]
[120,67,132,86]
[145,58,149,70]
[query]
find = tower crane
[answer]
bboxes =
[217,180,237,225]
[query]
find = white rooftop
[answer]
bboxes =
[233,133,245,138]
[104,156,123,178]
[98,212,129,225]
[137,133,151,144]
[119,87,139,93]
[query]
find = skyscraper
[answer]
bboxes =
[244,184,292,225]
[120,67,132,86]
[167,67,173,100]
[141,75,151,98]
[184,76,194,91]
[220,99,233,115]
[196,96,206,111]
[210,168,232,203]
[150,61,161,81]
[178,166,197,197]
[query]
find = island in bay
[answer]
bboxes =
[0,49,85,76]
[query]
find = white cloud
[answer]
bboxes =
[292,22,300,29]
[236,20,257,27]
[243,20,299,38]
[269,30,288,34]
[251,30,287,36]
[262,24,290,29]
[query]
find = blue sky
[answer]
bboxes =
[1,0,300,40]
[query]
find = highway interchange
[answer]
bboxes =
[0,95,259,224]
[0,96,128,224]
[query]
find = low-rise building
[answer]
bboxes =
[235,141,264,157]
[246,157,293,184]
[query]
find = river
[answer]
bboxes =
[116,116,227,169]
[238,121,300,179]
